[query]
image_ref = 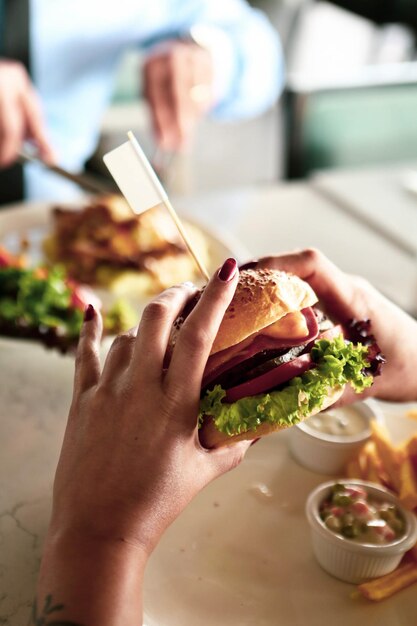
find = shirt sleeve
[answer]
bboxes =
[202,4,285,120]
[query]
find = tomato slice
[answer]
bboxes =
[218,324,344,403]
[224,353,314,403]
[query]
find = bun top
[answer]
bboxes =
[211,269,317,353]
[169,268,318,356]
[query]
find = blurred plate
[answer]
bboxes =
[0,200,250,328]
[143,402,417,626]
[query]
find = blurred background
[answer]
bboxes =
[89,0,417,194]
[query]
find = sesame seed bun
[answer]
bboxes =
[210,269,318,354]
[169,268,318,356]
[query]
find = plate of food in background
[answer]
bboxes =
[0,194,248,351]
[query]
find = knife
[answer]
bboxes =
[18,150,115,195]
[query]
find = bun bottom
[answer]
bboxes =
[198,386,345,449]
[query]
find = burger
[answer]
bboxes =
[169,268,384,448]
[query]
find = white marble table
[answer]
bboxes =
[0,341,73,623]
[312,163,417,258]
[1,180,417,624]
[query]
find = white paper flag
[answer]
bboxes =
[103,134,168,214]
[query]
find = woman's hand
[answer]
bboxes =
[36,259,248,626]
[52,260,247,553]
[241,249,417,403]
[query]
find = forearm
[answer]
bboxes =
[34,530,148,626]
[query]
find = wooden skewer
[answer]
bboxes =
[162,197,210,281]
[127,131,209,282]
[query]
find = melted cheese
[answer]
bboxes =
[262,311,308,340]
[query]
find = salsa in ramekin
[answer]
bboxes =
[319,483,405,545]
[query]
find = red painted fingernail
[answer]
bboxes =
[84,304,95,322]
[250,438,261,446]
[218,258,237,282]
[239,260,258,271]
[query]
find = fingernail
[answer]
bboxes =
[218,258,237,282]
[250,438,261,446]
[84,304,95,322]
[181,281,196,288]
[239,260,258,271]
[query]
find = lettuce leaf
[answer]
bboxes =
[0,266,82,335]
[199,336,373,436]
[0,264,138,339]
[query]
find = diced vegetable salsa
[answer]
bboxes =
[319,484,405,545]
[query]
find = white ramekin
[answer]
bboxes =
[289,399,384,475]
[306,479,417,584]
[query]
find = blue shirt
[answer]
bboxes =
[24,0,284,199]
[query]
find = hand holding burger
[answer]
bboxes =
[169,264,385,449]
[242,249,417,406]
[36,259,249,626]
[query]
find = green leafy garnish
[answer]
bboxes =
[199,336,373,436]
[0,265,138,344]
[0,265,82,336]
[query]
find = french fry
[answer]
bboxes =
[361,441,390,487]
[357,445,370,478]
[370,421,403,492]
[357,561,417,601]
[364,446,383,485]
[406,434,417,476]
[399,457,417,510]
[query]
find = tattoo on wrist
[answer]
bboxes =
[29,594,84,625]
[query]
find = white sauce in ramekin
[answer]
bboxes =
[307,406,368,437]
